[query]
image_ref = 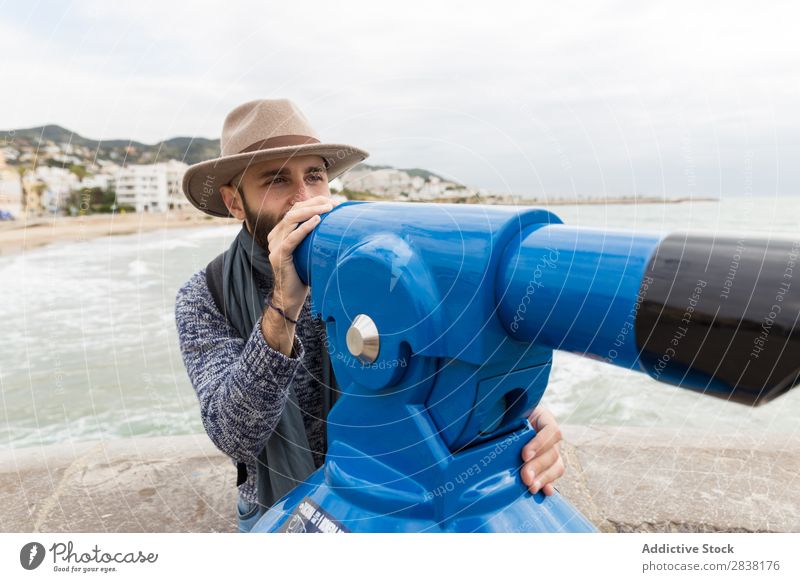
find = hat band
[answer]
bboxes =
[239,134,321,153]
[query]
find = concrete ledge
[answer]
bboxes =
[0,434,237,533]
[1,426,797,533]
[557,425,800,533]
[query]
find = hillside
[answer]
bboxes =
[1,125,219,165]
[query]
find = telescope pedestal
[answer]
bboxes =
[252,426,596,533]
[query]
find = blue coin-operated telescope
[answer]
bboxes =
[252,201,800,533]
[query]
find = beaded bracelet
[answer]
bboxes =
[267,296,299,325]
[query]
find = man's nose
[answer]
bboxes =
[294,181,313,202]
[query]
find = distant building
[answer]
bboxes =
[33,166,79,213]
[0,151,23,217]
[21,174,46,216]
[80,173,115,191]
[1,147,18,163]
[115,160,189,212]
[342,167,463,200]
[343,168,410,197]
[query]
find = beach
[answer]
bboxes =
[0,211,235,256]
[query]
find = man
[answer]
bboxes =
[175,99,566,532]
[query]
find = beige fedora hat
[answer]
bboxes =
[182,99,369,217]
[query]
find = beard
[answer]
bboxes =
[240,194,279,252]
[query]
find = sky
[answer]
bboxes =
[1,0,798,198]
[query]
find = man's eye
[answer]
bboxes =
[307,174,324,182]
[267,177,286,186]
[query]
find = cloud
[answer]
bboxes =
[1,0,799,196]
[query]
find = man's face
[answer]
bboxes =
[220,154,331,250]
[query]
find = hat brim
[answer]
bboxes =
[182,143,369,217]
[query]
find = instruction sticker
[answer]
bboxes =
[277,497,349,533]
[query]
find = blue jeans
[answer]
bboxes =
[237,496,262,533]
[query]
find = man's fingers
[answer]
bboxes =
[518,405,565,495]
[280,215,321,254]
[523,455,565,495]
[284,196,333,217]
[529,404,557,430]
[292,195,332,208]
[268,201,331,244]
[520,446,558,486]
[529,445,559,480]
[521,422,562,462]
[532,456,565,494]
[284,202,333,225]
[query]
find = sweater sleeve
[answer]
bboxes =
[174,270,304,463]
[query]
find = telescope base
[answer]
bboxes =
[250,467,597,533]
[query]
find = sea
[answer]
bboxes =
[1,195,798,450]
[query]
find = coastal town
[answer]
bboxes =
[0,125,703,223]
[0,124,489,219]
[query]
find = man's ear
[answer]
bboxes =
[219,184,246,221]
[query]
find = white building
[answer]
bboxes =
[341,167,461,200]
[33,166,80,213]
[80,173,115,191]
[342,168,413,197]
[0,151,23,217]
[1,147,19,163]
[115,160,189,212]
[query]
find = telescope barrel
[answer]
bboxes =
[497,225,800,405]
[295,202,799,405]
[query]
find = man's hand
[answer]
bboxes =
[520,405,565,496]
[266,195,333,320]
[260,195,332,356]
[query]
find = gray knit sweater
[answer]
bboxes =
[174,268,328,504]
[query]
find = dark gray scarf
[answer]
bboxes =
[222,224,316,510]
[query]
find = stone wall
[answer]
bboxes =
[1,426,797,533]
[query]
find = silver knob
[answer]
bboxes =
[346,314,380,364]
